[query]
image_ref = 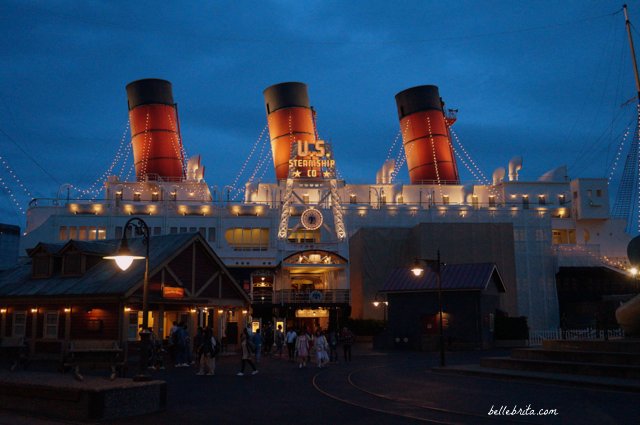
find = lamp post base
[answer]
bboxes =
[133,329,152,382]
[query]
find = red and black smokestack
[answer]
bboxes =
[126,79,185,181]
[395,85,459,184]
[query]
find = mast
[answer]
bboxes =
[624,4,640,103]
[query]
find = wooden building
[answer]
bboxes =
[0,232,250,358]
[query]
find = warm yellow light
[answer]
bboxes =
[114,256,135,271]
[373,301,380,307]
[190,308,197,313]
[64,307,71,313]
[630,267,638,277]
[242,309,248,314]
[0,309,6,314]
[124,307,131,312]
[31,308,38,314]
[217,309,224,314]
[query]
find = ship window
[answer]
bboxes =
[133,192,141,202]
[488,196,496,207]
[69,226,77,240]
[287,228,320,244]
[170,227,177,234]
[78,226,87,240]
[87,226,97,240]
[558,194,566,205]
[189,227,197,233]
[59,226,68,241]
[225,228,269,250]
[97,226,106,240]
[208,227,216,242]
[12,312,26,337]
[180,227,187,233]
[151,192,159,202]
[154,227,162,236]
[442,195,449,205]
[522,196,529,209]
[350,194,357,204]
[198,227,206,237]
[302,194,309,204]
[43,311,59,339]
[538,195,546,205]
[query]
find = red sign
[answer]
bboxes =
[162,286,185,299]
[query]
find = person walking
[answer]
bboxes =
[295,328,309,368]
[328,328,338,363]
[197,328,218,376]
[285,327,297,361]
[341,327,354,362]
[314,329,329,368]
[252,328,263,363]
[275,324,284,358]
[237,328,258,376]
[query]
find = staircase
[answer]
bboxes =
[436,339,640,392]
[481,340,640,379]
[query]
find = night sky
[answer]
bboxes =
[0,1,637,228]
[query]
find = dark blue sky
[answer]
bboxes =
[0,1,637,228]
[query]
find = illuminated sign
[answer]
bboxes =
[289,139,336,179]
[162,286,185,299]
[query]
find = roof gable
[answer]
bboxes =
[381,263,506,293]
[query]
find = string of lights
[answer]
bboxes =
[607,117,633,183]
[0,154,32,199]
[390,120,411,182]
[0,175,25,215]
[448,127,491,185]
[166,111,188,176]
[228,124,268,193]
[426,115,443,198]
[69,121,131,198]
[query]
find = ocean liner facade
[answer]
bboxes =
[18,79,632,335]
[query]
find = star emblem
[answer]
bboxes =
[323,171,332,178]
[292,170,302,178]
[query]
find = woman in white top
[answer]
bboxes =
[314,330,329,368]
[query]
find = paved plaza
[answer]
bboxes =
[0,344,638,425]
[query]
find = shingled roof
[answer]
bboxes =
[381,263,506,293]
[0,232,248,301]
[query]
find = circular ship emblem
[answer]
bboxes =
[301,208,323,230]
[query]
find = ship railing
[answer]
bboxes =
[271,289,350,304]
[528,328,625,346]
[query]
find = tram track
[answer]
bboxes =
[312,364,542,425]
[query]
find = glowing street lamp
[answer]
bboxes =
[104,217,151,381]
[410,249,446,367]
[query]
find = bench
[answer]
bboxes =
[0,337,29,371]
[62,340,125,381]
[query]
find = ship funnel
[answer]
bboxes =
[508,156,523,181]
[395,85,459,185]
[126,79,185,182]
[263,82,320,180]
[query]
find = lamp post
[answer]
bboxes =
[410,249,445,367]
[105,217,151,381]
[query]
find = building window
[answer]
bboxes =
[69,226,78,240]
[189,227,197,233]
[208,227,216,242]
[59,226,68,241]
[302,194,309,204]
[522,195,529,209]
[180,227,187,233]
[32,255,52,278]
[559,194,566,205]
[127,312,139,341]
[63,253,82,275]
[538,195,546,205]
[225,228,270,250]
[12,311,26,337]
[151,192,159,202]
[97,226,106,240]
[198,227,206,237]
[44,311,59,339]
[153,227,162,236]
[170,227,178,234]
[78,226,87,240]
[133,192,141,202]
[442,195,449,205]
[349,194,357,204]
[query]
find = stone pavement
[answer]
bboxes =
[0,343,638,424]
